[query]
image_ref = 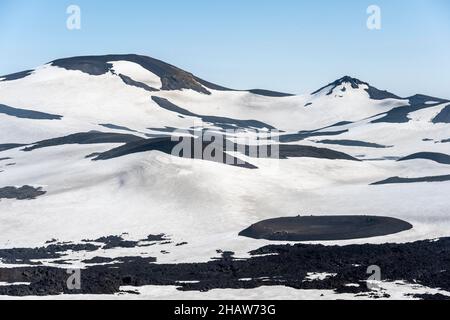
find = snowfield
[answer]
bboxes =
[0,54,449,299]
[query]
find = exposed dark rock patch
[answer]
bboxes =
[99,123,138,132]
[0,104,62,120]
[432,105,450,123]
[83,257,116,264]
[371,174,450,185]
[235,143,358,161]
[441,139,450,143]
[311,76,401,100]
[22,131,144,152]
[92,136,258,169]
[84,152,101,159]
[83,256,157,265]
[398,152,450,165]
[247,89,294,97]
[176,242,188,247]
[365,156,401,161]
[275,145,358,161]
[144,234,169,242]
[365,86,402,101]
[239,216,412,241]
[1,238,450,298]
[91,133,357,167]
[0,234,169,266]
[82,234,170,250]
[88,235,140,250]
[118,74,159,92]
[151,96,198,117]
[147,126,178,133]
[0,157,12,161]
[372,96,448,124]
[0,186,46,200]
[411,293,450,300]
[316,139,392,149]
[279,130,349,143]
[408,94,448,106]
[327,121,353,128]
[50,54,230,95]
[51,56,113,75]
[0,144,26,152]
[151,96,275,130]
[0,242,99,265]
[275,121,353,144]
[0,70,34,81]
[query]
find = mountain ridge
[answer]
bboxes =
[2,54,447,102]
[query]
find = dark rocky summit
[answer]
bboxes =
[50,54,231,95]
[311,76,401,100]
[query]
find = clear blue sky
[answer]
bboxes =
[1,0,449,98]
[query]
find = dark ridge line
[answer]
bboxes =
[278,130,349,143]
[0,104,62,120]
[275,120,353,143]
[364,156,401,161]
[372,97,449,124]
[315,139,392,149]
[147,126,179,133]
[273,145,359,161]
[91,136,258,169]
[432,104,450,124]
[371,174,450,185]
[117,74,159,92]
[50,54,214,95]
[0,70,33,81]
[397,152,450,165]
[0,144,27,152]
[151,96,275,130]
[22,131,144,152]
[99,124,138,133]
[92,133,358,165]
[232,143,358,161]
[247,89,294,97]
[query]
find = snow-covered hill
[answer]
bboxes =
[0,54,449,299]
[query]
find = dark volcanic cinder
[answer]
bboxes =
[239,215,413,241]
[0,185,46,200]
[1,237,450,299]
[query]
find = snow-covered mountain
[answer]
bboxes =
[0,54,449,299]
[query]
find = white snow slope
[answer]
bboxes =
[0,55,449,299]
